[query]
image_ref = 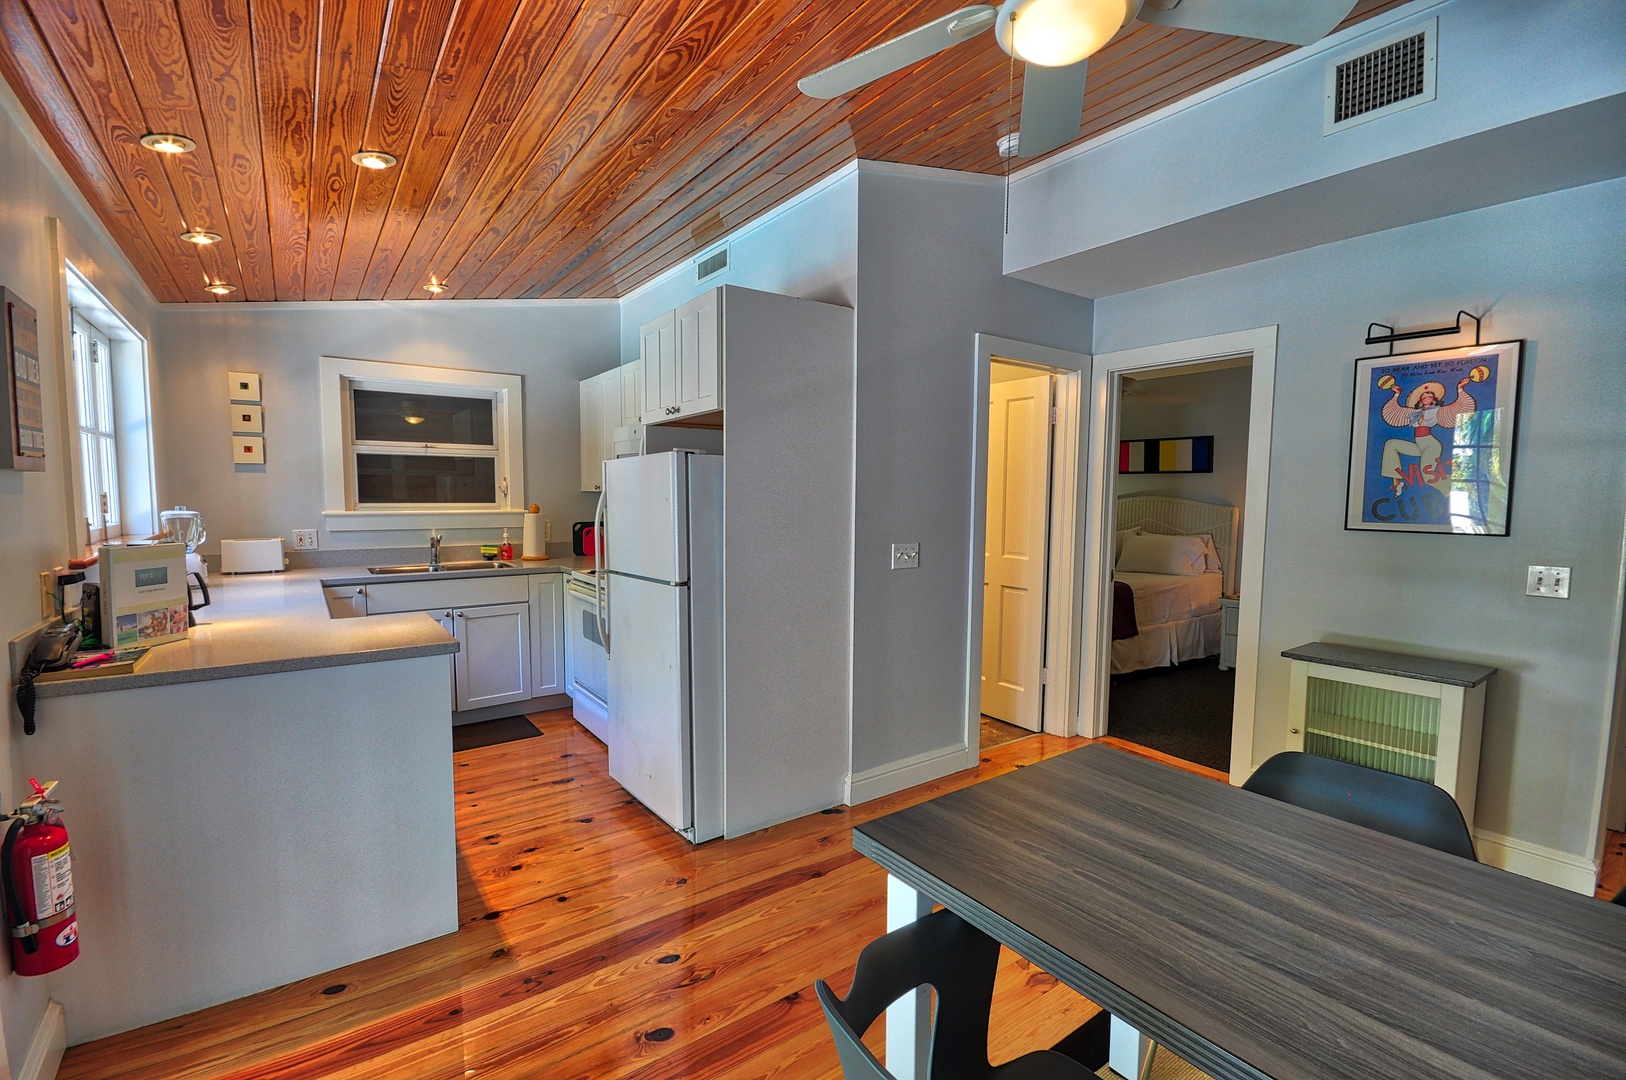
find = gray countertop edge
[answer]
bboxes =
[34,639,460,699]
[1280,641,1496,688]
[316,561,583,587]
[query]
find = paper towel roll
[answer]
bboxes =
[521,508,547,560]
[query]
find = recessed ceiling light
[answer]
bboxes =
[140,133,196,154]
[204,281,237,295]
[423,275,447,294]
[351,150,398,170]
[180,229,222,245]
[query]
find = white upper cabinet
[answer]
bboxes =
[578,368,621,491]
[639,287,721,424]
[640,311,675,423]
[620,357,644,427]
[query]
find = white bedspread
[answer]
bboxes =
[1114,570,1222,627]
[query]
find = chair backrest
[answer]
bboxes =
[1242,752,1477,861]
[815,907,1003,1080]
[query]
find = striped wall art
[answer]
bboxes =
[1119,436,1214,474]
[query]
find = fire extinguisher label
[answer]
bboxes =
[54,922,76,948]
[30,843,72,916]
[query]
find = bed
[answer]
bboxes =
[1112,495,1239,675]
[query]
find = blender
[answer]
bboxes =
[159,506,212,623]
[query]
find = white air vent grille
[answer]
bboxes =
[696,246,729,281]
[1325,19,1436,134]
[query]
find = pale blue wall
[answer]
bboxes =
[1094,177,1626,858]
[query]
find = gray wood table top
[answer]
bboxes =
[854,744,1626,1080]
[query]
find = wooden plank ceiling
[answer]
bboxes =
[0,0,1406,303]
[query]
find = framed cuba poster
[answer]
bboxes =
[1345,339,1523,534]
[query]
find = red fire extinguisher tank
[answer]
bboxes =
[2,780,78,976]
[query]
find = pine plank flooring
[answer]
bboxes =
[57,710,1113,1079]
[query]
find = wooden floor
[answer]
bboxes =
[56,709,1626,1079]
[59,711,1120,1079]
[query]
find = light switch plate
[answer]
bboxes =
[291,529,318,550]
[891,542,920,570]
[1526,565,1571,598]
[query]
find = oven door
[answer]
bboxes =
[565,576,609,742]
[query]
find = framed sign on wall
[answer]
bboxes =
[1345,339,1523,535]
[1,288,44,472]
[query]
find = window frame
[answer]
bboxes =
[320,357,526,532]
[71,310,122,543]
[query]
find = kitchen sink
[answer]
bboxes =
[367,560,516,575]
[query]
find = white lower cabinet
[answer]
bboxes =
[452,602,533,711]
[528,574,565,697]
[361,573,565,716]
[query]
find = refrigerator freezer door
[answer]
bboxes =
[606,573,692,835]
[604,452,688,584]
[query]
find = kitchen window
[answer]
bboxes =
[320,357,525,531]
[72,312,120,540]
[63,259,157,548]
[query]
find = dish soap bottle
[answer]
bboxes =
[498,529,513,561]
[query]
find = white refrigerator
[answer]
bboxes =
[598,451,724,843]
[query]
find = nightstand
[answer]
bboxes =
[1218,596,1239,670]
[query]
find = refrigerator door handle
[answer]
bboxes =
[594,489,610,654]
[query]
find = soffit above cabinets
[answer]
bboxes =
[0,0,1405,304]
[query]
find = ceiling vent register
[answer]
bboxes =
[1325,19,1436,134]
[696,246,729,282]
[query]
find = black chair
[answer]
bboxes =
[815,906,1107,1080]
[1241,751,1477,860]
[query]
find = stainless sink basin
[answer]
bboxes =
[367,560,516,575]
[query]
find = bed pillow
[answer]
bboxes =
[1115,532,1209,576]
[1195,533,1223,572]
[1113,527,1141,562]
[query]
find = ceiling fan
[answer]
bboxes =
[798,0,1360,159]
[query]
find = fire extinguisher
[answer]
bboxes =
[1,780,78,976]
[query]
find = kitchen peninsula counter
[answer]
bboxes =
[13,559,614,1045]
[33,558,593,699]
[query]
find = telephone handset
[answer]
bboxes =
[14,624,80,736]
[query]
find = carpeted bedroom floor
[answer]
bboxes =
[1107,657,1235,772]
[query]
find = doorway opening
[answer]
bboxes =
[1103,359,1252,775]
[968,335,1090,757]
[1080,327,1279,783]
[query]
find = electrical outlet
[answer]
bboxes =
[544,517,553,543]
[291,529,319,550]
[39,570,55,618]
[1525,565,1571,598]
[891,543,920,570]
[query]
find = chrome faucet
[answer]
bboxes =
[428,529,442,571]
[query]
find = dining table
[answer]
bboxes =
[854,743,1626,1080]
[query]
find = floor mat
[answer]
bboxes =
[452,715,543,752]
[1107,657,1233,772]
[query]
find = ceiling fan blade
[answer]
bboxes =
[1136,0,1358,46]
[797,5,998,99]
[1015,58,1089,158]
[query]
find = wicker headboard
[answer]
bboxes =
[1115,495,1240,597]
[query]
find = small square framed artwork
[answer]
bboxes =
[231,404,263,433]
[232,436,265,465]
[228,371,261,403]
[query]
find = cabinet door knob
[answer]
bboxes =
[1290,727,1300,734]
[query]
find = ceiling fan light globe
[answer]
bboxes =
[1005,0,1132,67]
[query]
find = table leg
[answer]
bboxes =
[886,874,933,1080]
[1110,1015,1154,1079]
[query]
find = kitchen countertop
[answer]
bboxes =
[34,556,594,699]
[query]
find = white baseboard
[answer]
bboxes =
[1473,828,1599,895]
[847,744,974,806]
[18,1000,65,1080]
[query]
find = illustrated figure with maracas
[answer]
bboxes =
[1377,364,1490,498]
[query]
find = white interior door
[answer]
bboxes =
[981,373,1052,730]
